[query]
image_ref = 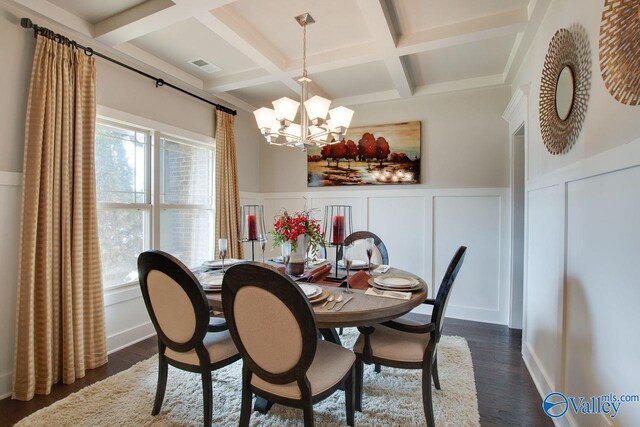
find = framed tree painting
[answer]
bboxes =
[307,121,421,186]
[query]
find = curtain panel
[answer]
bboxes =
[13,37,107,401]
[214,110,243,258]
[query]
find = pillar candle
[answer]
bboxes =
[218,238,227,252]
[332,215,345,244]
[247,214,257,240]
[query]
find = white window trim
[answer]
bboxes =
[96,106,216,292]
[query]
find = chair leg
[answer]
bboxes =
[354,358,363,412]
[339,327,344,335]
[152,355,168,415]
[432,354,441,390]
[239,367,252,427]
[422,363,435,427]
[345,366,355,426]
[201,370,213,427]
[374,364,381,373]
[303,401,314,427]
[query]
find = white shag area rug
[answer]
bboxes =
[16,330,479,426]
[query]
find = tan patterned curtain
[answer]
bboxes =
[214,110,243,258]
[12,36,107,401]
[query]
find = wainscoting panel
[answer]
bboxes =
[521,138,640,427]
[433,196,504,323]
[564,166,640,426]
[258,188,511,325]
[0,173,22,399]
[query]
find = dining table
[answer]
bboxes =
[198,261,429,414]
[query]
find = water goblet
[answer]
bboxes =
[365,237,374,274]
[343,243,354,294]
[259,234,267,263]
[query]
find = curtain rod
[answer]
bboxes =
[20,17,238,116]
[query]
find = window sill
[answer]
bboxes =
[104,282,142,307]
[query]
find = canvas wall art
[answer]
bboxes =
[307,121,421,186]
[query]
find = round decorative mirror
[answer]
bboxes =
[555,65,575,120]
[539,26,591,155]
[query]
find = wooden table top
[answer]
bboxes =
[202,265,428,329]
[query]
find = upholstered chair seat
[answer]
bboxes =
[252,340,355,399]
[353,318,428,363]
[164,330,237,366]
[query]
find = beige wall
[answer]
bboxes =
[511,0,640,180]
[259,86,511,192]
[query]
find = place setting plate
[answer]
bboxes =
[338,259,370,270]
[197,272,224,292]
[202,259,242,269]
[369,275,422,292]
[299,284,329,303]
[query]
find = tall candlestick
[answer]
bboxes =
[332,215,345,244]
[247,214,257,240]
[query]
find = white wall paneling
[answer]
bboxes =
[0,172,22,399]
[260,187,511,325]
[521,138,640,427]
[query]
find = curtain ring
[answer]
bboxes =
[85,47,94,57]
[155,78,165,87]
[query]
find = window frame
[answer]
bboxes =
[95,111,215,291]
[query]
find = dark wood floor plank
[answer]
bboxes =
[0,317,552,426]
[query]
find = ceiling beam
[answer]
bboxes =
[204,69,277,92]
[93,0,238,46]
[355,0,413,97]
[396,7,529,56]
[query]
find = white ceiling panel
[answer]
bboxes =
[309,61,394,99]
[405,33,516,86]
[228,81,300,108]
[48,0,147,24]
[219,0,374,60]
[130,18,259,80]
[390,0,529,35]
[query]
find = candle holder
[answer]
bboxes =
[322,205,353,282]
[240,205,266,261]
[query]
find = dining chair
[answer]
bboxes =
[222,262,356,427]
[339,231,389,265]
[352,246,467,427]
[138,250,241,427]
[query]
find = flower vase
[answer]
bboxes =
[286,235,307,276]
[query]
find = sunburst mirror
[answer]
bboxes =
[539,26,591,155]
[599,0,640,105]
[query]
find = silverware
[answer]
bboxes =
[333,296,353,311]
[326,294,343,310]
[321,295,335,308]
[371,287,407,299]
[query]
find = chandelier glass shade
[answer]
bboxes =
[253,13,354,149]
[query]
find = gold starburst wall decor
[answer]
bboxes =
[600,0,640,105]
[539,26,591,155]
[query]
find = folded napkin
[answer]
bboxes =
[341,271,371,291]
[365,287,411,300]
[198,272,224,287]
[373,264,391,274]
[296,263,332,283]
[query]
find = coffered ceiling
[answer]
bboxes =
[11,0,552,112]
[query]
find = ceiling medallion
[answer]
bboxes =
[253,13,354,150]
[539,25,591,155]
[599,0,640,105]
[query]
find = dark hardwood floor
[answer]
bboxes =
[0,318,551,426]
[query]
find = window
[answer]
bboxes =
[95,119,214,289]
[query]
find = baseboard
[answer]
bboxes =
[106,322,156,354]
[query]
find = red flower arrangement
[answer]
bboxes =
[270,209,324,252]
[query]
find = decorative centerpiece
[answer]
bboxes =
[270,209,324,275]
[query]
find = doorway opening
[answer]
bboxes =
[510,124,525,329]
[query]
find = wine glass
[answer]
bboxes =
[218,238,228,273]
[365,237,374,274]
[259,234,267,263]
[343,244,354,294]
[281,241,292,273]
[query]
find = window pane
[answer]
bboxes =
[160,138,212,205]
[95,124,147,203]
[98,208,147,288]
[160,208,212,268]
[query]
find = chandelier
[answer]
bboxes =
[253,13,355,149]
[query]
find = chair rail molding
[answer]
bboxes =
[0,171,23,187]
